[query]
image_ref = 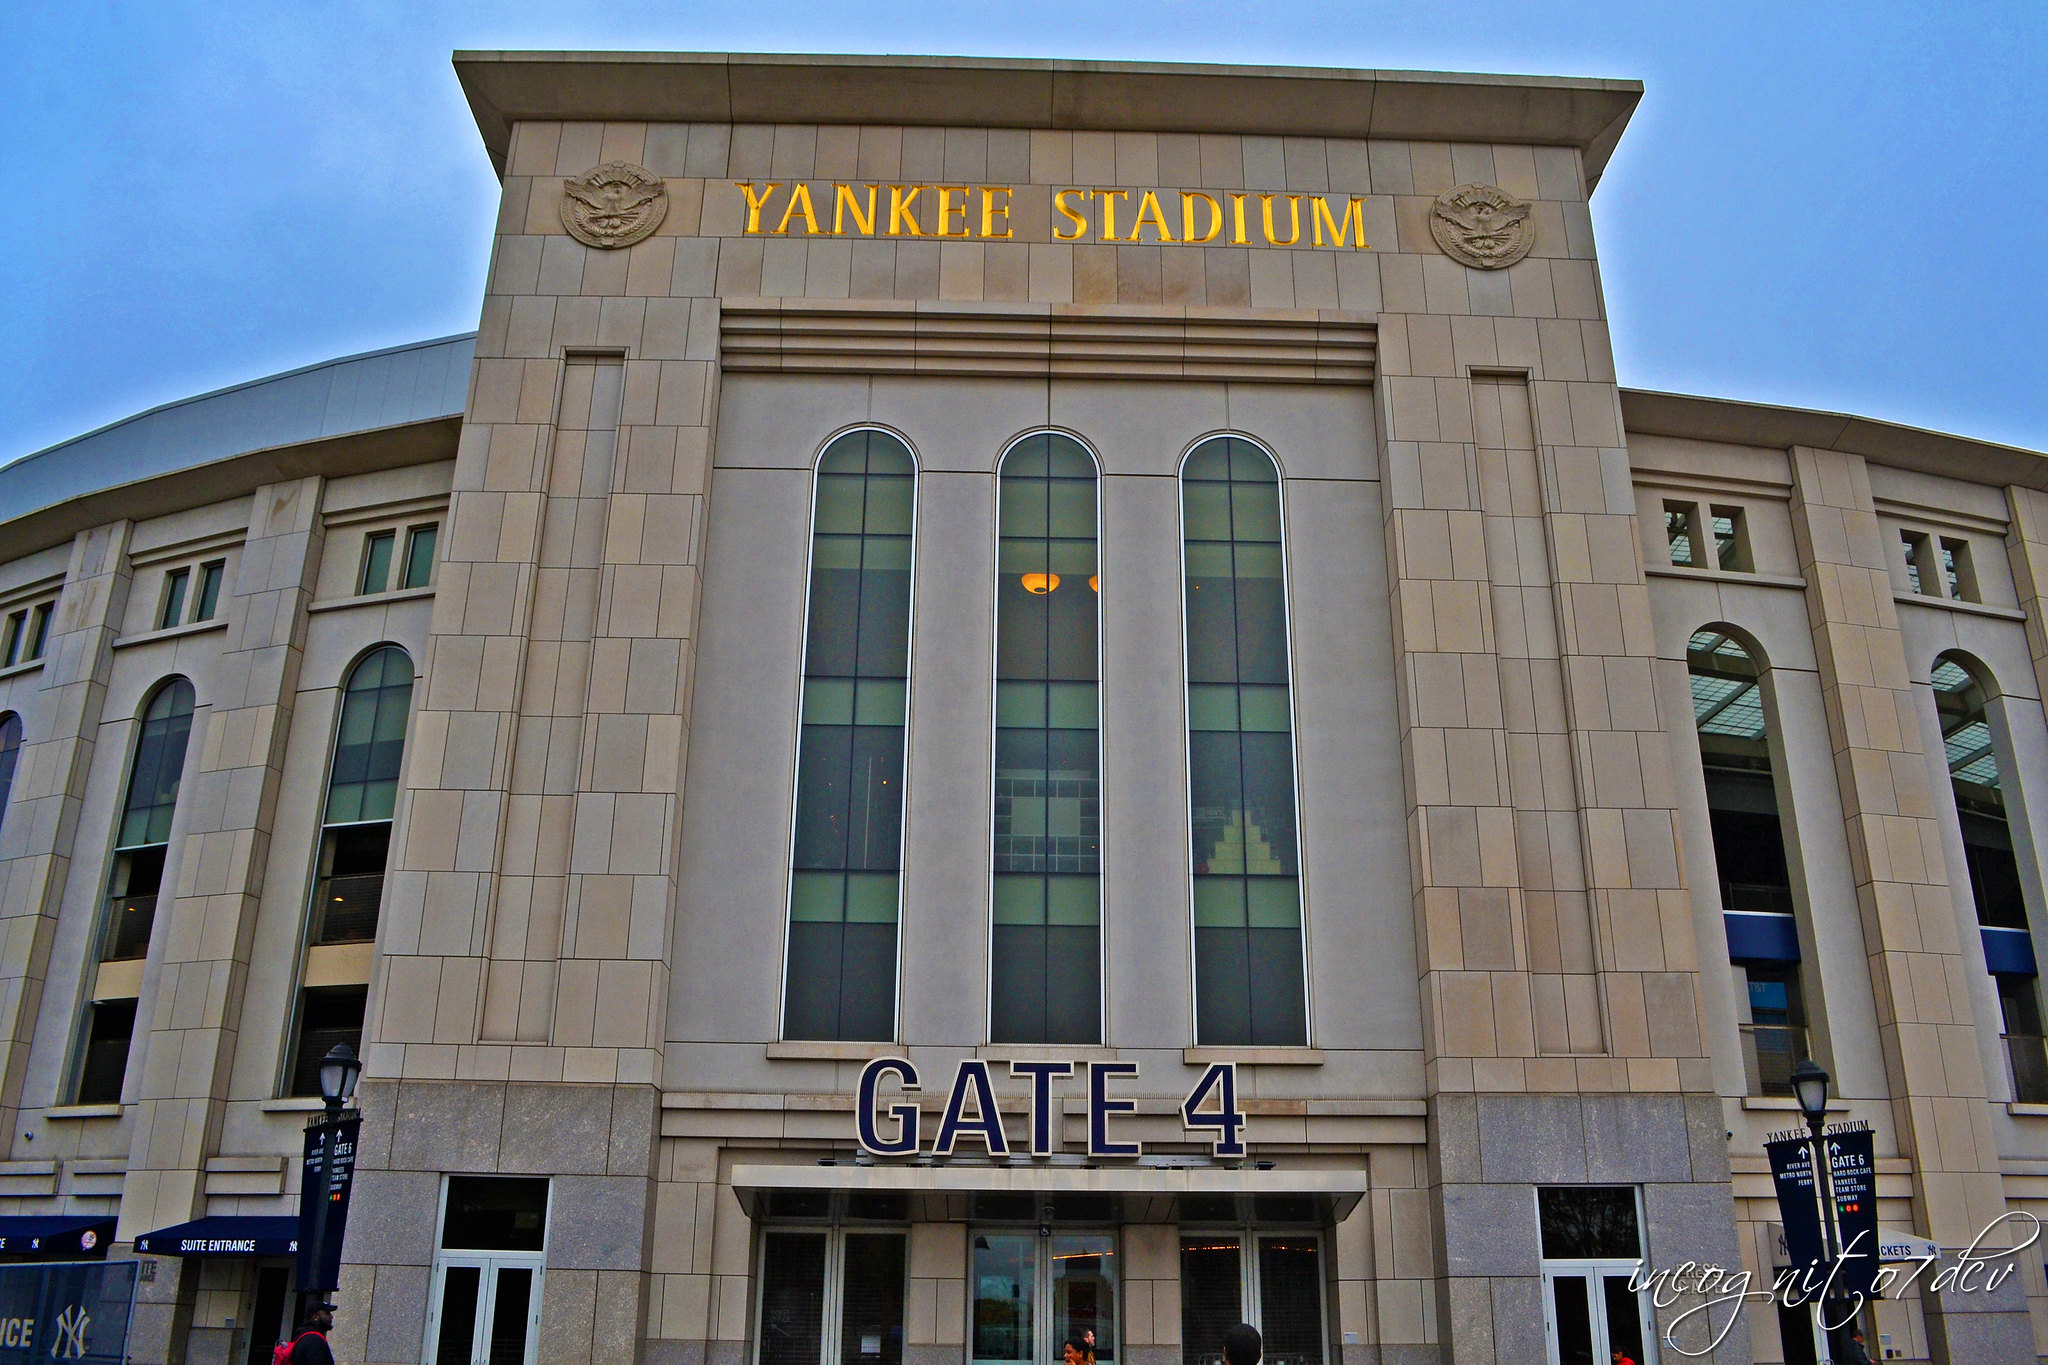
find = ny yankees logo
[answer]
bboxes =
[51,1304,90,1358]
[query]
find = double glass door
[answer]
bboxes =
[427,1256,543,1365]
[972,1231,1118,1365]
[1541,1265,1652,1365]
[758,1229,908,1365]
[1178,1232,1324,1365]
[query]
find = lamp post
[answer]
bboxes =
[1789,1059,1847,1352]
[300,1043,362,1326]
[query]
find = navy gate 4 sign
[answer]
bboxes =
[0,1262,136,1365]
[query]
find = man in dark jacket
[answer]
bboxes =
[285,1301,336,1365]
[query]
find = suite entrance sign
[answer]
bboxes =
[856,1058,1245,1159]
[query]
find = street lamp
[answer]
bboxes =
[302,1044,362,1326]
[1788,1060,1849,1344]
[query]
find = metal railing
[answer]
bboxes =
[1740,1022,1807,1097]
[1721,881,1795,916]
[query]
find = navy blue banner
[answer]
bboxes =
[295,1115,360,1291]
[1825,1124,1879,1302]
[0,1261,136,1365]
[1765,1133,1827,1303]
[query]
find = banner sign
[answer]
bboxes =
[1765,1132,1828,1303]
[295,1116,360,1290]
[0,1261,136,1365]
[1825,1123,1880,1301]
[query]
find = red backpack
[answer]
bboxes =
[271,1330,322,1365]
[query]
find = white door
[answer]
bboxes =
[425,1254,544,1365]
[1542,1263,1655,1365]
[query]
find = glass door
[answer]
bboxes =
[1178,1232,1325,1365]
[426,1256,543,1365]
[1541,1266,1653,1365]
[756,1228,908,1365]
[974,1230,1119,1365]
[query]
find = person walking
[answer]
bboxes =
[1837,1325,1874,1365]
[1223,1323,1261,1365]
[275,1301,335,1365]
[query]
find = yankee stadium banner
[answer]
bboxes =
[0,1262,136,1365]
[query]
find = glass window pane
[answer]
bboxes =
[1256,1238,1323,1365]
[360,533,395,595]
[993,435,1101,1045]
[288,986,367,1097]
[1549,1275,1594,1365]
[1601,1274,1646,1364]
[1054,1234,1118,1364]
[0,713,21,842]
[403,525,439,589]
[442,1177,549,1251]
[759,1232,828,1365]
[1537,1187,1641,1260]
[193,561,224,622]
[487,1267,533,1365]
[434,1266,482,1365]
[972,1233,1035,1365]
[159,568,189,629]
[1179,1235,1243,1365]
[75,998,136,1103]
[839,1233,906,1365]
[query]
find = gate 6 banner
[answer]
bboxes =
[1825,1123,1879,1302]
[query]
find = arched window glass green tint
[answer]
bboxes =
[118,680,196,849]
[0,713,19,843]
[992,433,1100,1044]
[313,646,414,946]
[325,648,415,825]
[1933,656,2028,929]
[1181,437,1305,1046]
[786,430,917,1041]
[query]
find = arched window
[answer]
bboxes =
[785,430,917,1041]
[0,713,20,842]
[991,433,1100,1044]
[78,678,195,1103]
[102,679,196,963]
[1930,654,2048,1101]
[1181,436,1306,1046]
[312,646,414,944]
[1686,629,1808,1096]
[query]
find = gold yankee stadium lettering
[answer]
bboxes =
[732,182,1371,248]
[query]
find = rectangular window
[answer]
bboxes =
[102,846,165,962]
[1940,537,1978,602]
[1,611,23,667]
[1737,961,1809,1097]
[1998,976,2048,1105]
[1710,504,1751,572]
[761,1227,908,1365]
[288,986,367,1096]
[25,603,51,661]
[159,567,190,629]
[427,1178,548,1365]
[193,560,225,622]
[1900,530,1937,596]
[360,531,397,595]
[1179,1232,1321,1365]
[1664,500,1699,566]
[401,523,439,589]
[75,998,137,1104]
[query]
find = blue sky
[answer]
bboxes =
[2,1,2042,460]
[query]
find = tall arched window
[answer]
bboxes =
[1931,654,2048,1102]
[313,646,414,944]
[1181,436,1306,1046]
[78,678,195,1103]
[991,433,1101,1044]
[0,713,20,842]
[785,430,917,1041]
[1687,629,1809,1096]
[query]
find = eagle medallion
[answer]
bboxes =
[1429,183,1535,270]
[560,162,668,249]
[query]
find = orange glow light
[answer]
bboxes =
[1022,572,1059,594]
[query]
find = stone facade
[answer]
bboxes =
[0,50,2040,1365]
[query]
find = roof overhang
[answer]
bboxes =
[1620,388,2048,492]
[730,1161,1367,1225]
[453,51,1642,191]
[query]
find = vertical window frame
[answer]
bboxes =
[401,522,441,590]
[192,559,226,622]
[779,427,921,1043]
[158,567,190,629]
[25,602,52,661]
[986,429,1106,1047]
[1175,433,1313,1049]
[360,530,397,596]
[1,612,23,667]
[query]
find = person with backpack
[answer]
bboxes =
[275,1300,335,1365]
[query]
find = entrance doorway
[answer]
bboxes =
[1177,1231,1324,1365]
[1536,1187,1654,1365]
[424,1177,549,1365]
[971,1230,1119,1365]
[757,1227,908,1365]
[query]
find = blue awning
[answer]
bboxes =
[1984,926,2039,977]
[134,1216,298,1257]
[1725,912,1801,963]
[0,1216,116,1255]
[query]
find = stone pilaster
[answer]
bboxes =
[118,478,325,1238]
[0,522,131,1133]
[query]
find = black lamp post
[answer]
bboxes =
[300,1043,362,1325]
[1789,1059,1847,1342]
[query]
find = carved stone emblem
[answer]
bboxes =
[560,162,668,249]
[1429,183,1535,270]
